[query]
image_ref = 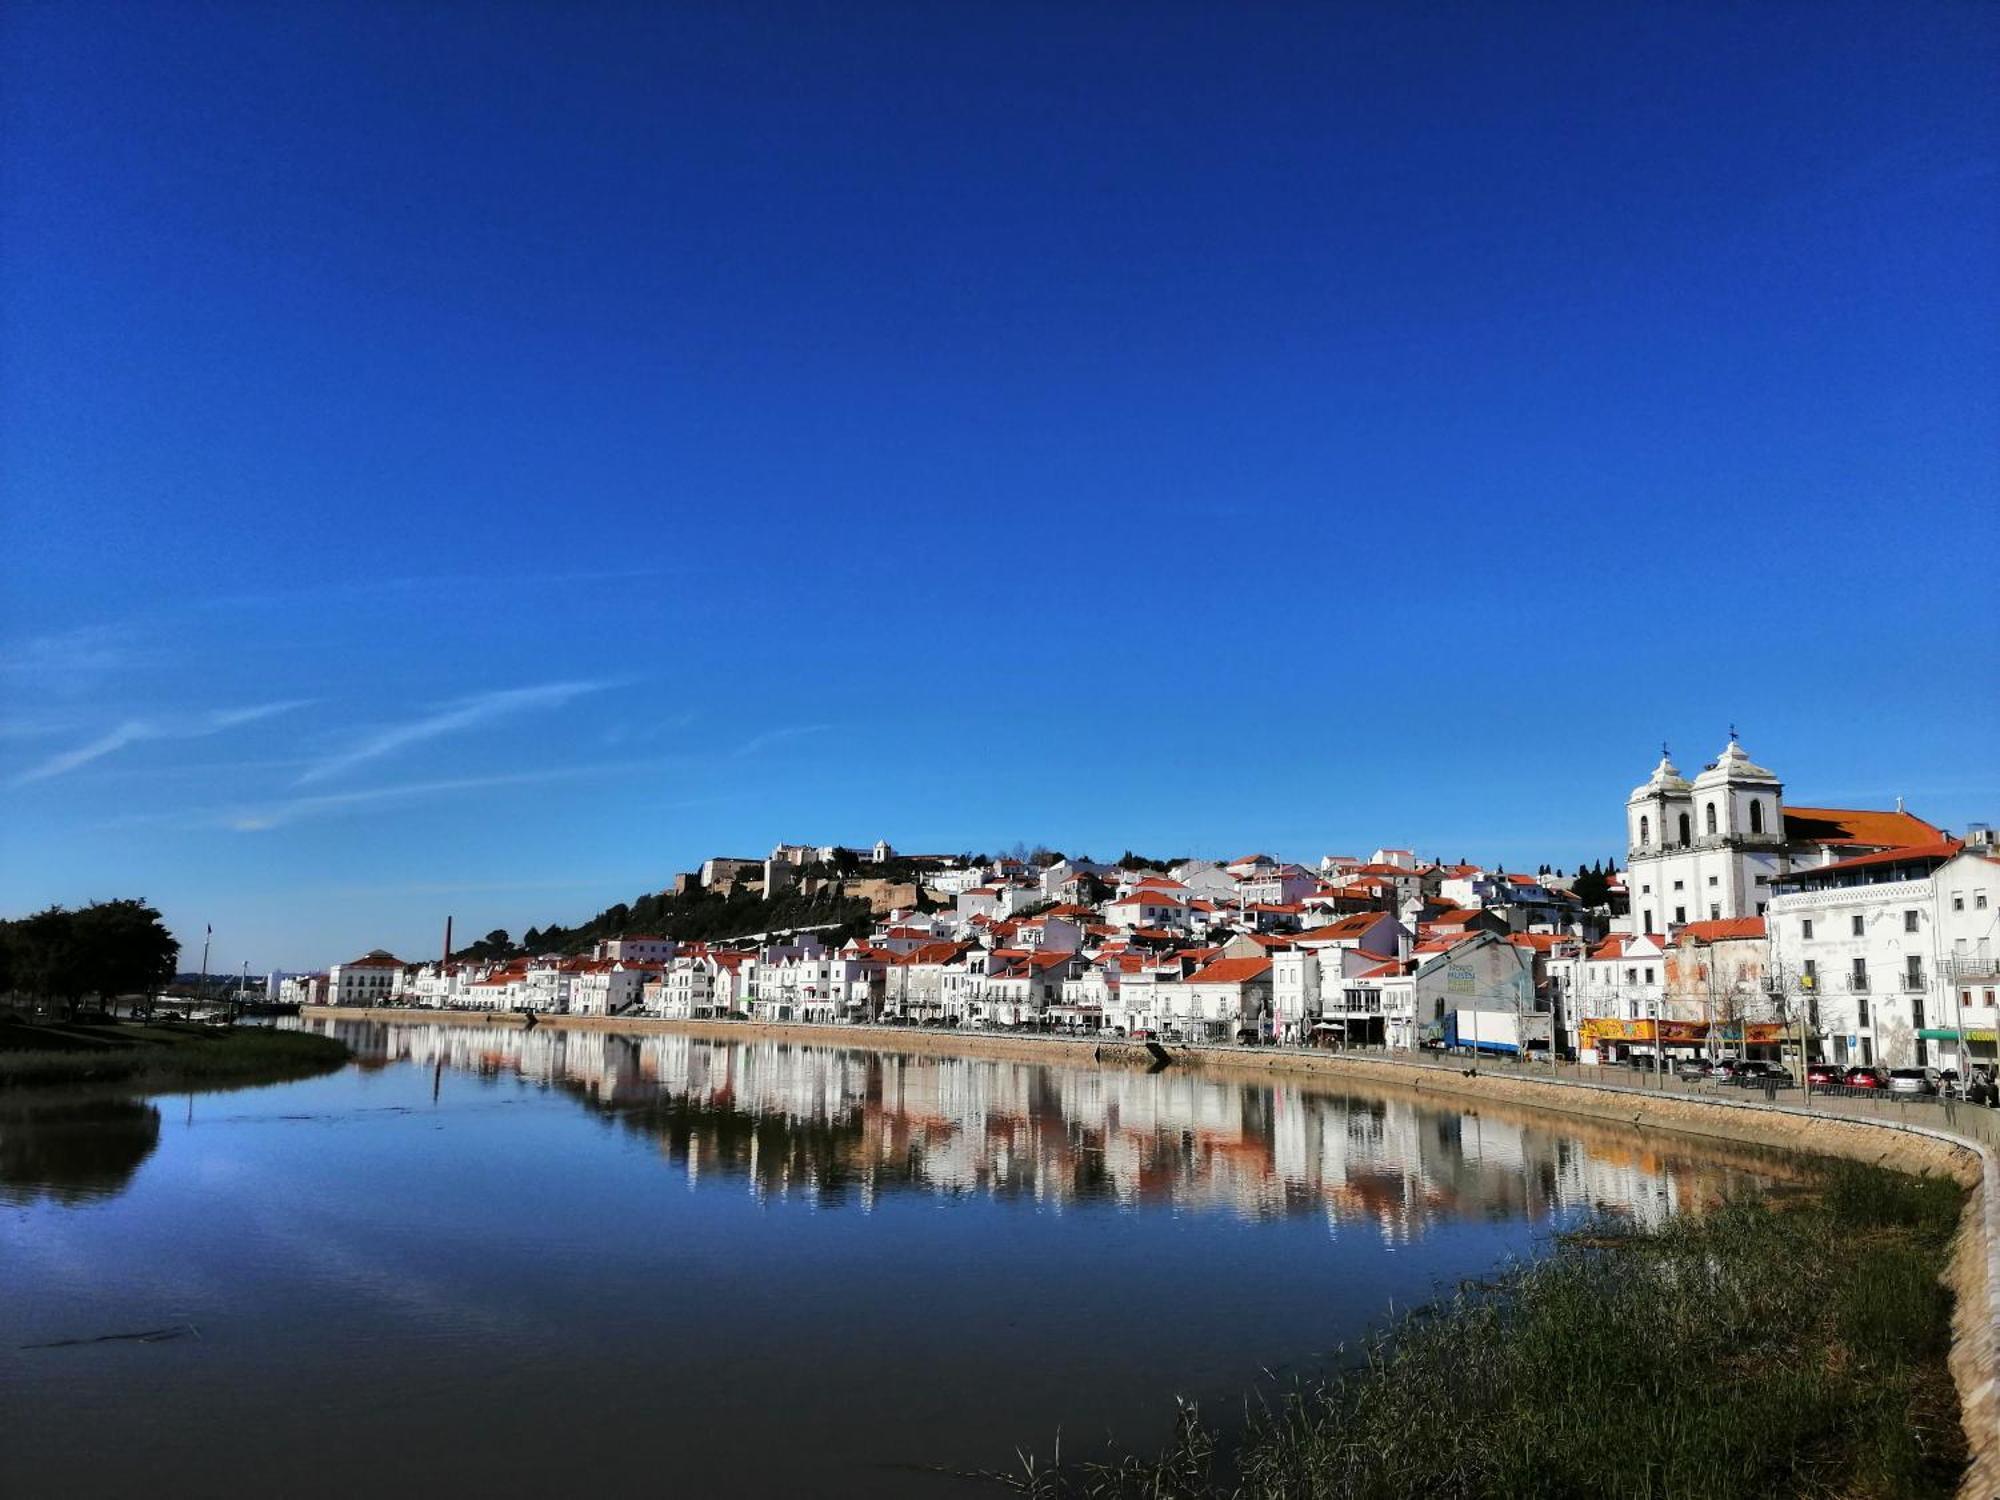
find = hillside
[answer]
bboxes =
[452,882,878,962]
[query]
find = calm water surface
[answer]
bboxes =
[2,1020,1788,1498]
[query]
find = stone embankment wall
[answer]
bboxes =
[302,1006,2000,1492]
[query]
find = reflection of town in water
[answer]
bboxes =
[312,1020,1781,1234]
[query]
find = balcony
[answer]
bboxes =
[1904,974,1926,992]
[1849,974,1870,993]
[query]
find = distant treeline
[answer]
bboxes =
[0,900,180,1014]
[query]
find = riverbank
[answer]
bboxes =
[0,1018,350,1092]
[1012,1157,1966,1498]
[302,1005,2000,1493]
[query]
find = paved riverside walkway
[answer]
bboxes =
[1265,1041,2000,1154]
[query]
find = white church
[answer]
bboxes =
[1624,735,1943,938]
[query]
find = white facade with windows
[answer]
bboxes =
[1771,848,2000,1073]
[327,954,407,1005]
[1625,740,1786,937]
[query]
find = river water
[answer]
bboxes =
[1,1020,1789,1497]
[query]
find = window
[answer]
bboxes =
[1674,906,1686,924]
[1678,813,1691,845]
[1749,800,1764,834]
[1641,883,1652,895]
[1673,879,1684,891]
[1625,968,1637,984]
[1710,904,1721,920]
[1708,876,1719,887]
[1706,803,1718,834]
[1851,957,1869,991]
[1643,911,1655,934]
[1639,816,1650,848]
[1644,967,1655,984]
[1803,958,1817,985]
[1852,914,1865,937]
[1802,918,1814,941]
[1904,910,1919,933]
[1980,892,1990,911]
[1953,894,1966,912]
[1756,901,1767,916]
[1907,955,1924,991]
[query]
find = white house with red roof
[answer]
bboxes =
[1106,888,1190,932]
[1159,956,1273,1043]
[1768,840,1999,1074]
[569,959,660,1017]
[881,940,974,1022]
[1234,863,1317,908]
[327,951,408,1006]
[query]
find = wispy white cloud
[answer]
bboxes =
[230,765,637,831]
[8,700,313,787]
[732,724,833,759]
[600,710,700,749]
[198,567,679,613]
[295,681,615,785]
[0,624,144,688]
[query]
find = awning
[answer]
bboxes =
[1922,1028,2000,1043]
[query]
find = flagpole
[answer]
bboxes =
[198,925,211,1019]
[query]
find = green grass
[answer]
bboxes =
[1010,1160,1967,1499]
[0,1019,349,1093]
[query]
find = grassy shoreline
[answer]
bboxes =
[1012,1160,1966,1499]
[0,1019,350,1093]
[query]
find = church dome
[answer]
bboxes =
[1628,750,1692,803]
[1692,736,1780,788]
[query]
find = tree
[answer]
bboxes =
[1572,866,1612,909]
[0,900,177,1017]
[4,907,81,1011]
[70,900,179,1011]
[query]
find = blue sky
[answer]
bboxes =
[3,2,1995,972]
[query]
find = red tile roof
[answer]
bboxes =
[1783,806,1945,850]
[1787,839,1963,878]
[1296,914,1384,943]
[1671,916,1767,944]
[1185,956,1273,985]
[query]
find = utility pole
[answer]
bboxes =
[197,925,212,1020]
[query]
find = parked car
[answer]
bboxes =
[1805,1063,1843,1088]
[1886,1067,1941,1096]
[1843,1066,1891,1090]
[1674,1059,1711,1079]
[1704,1058,1740,1079]
[1729,1060,1794,1087]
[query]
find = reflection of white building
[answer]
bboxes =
[299,1018,1776,1235]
